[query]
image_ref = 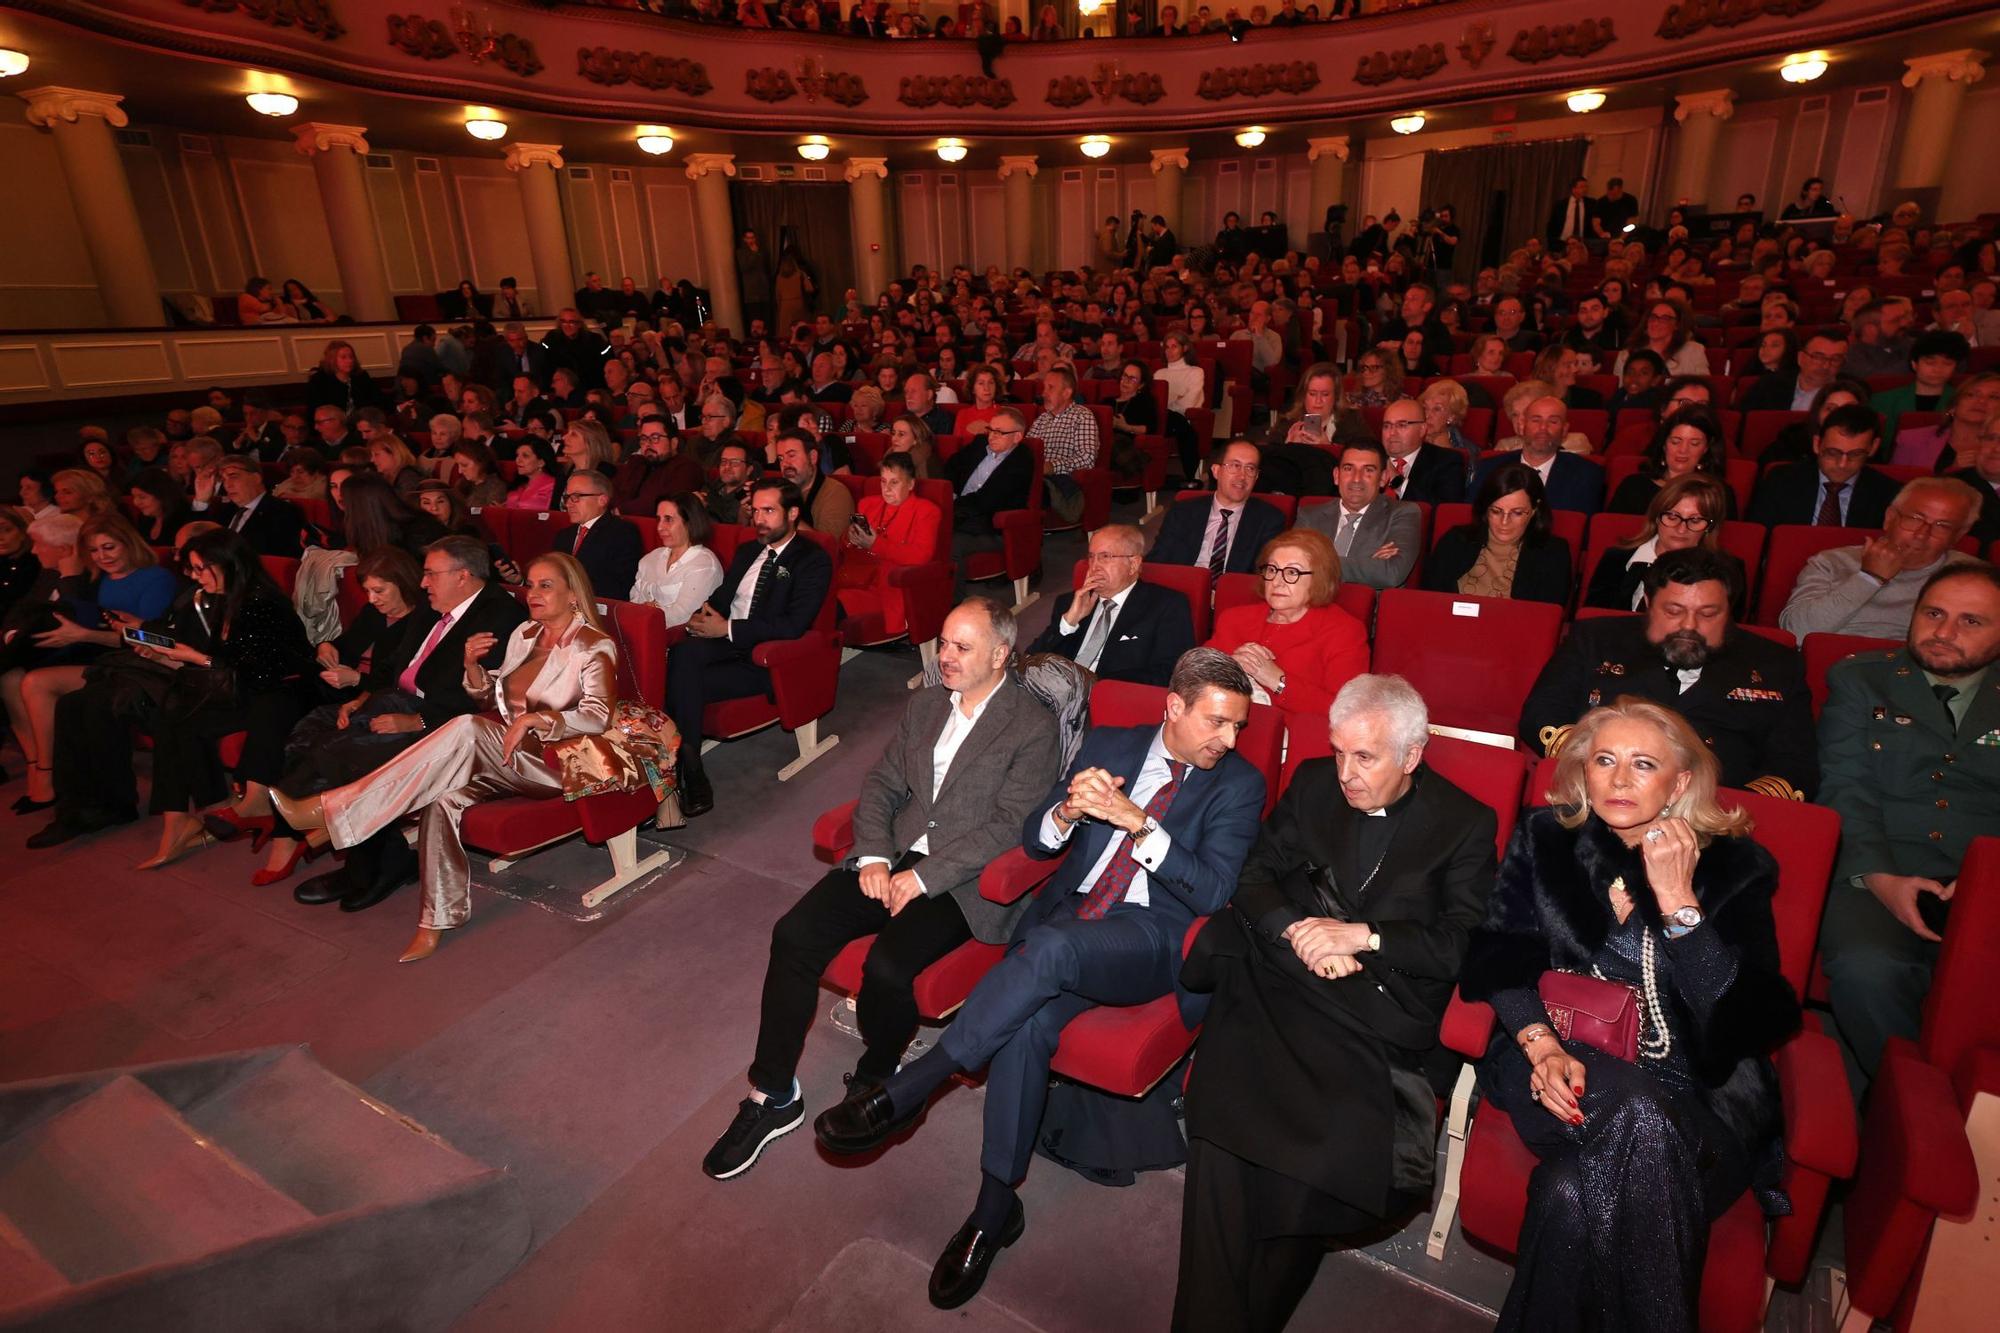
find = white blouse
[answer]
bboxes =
[629,543,725,627]
[1154,361,1206,415]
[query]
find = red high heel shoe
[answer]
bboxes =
[250,837,324,887]
[206,809,278,854]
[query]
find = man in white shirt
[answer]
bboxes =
[703,599,1061,1181]
[1026,524,1195,686]
[1301,439,1421,589]
[1148,440,1287,576]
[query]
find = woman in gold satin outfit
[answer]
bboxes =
[275,552,616,962]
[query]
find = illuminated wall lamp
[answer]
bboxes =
[636,126,675,155]
[1781,52,1829,84]
[1566,90,1606,114]
[0,50,32,79]
[936,137,968,163]
[245,91,298,117]
[798,135,831,161]
[1079,135,1110,159]
[1390,113,1426,135]
[1234,127,1267,149]
[465,117,508,142]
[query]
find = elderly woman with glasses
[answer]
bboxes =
[1585,475,1741,612]
[1204,528,1368,764]
[1608,407,1733,516]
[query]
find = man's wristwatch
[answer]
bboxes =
[1129,816,1160,847]
[1364,928,1382,953]
[1663,905,1705,939]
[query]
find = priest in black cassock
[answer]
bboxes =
[1172,673,1497,1332]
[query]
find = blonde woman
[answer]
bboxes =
[274,551,618,963]
[1461,698,1796,1333]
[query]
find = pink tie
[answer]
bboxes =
[397,612,455,695]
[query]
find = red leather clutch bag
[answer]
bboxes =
[1538,971,1639,1061]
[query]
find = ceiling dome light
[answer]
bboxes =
[798,135,831,161]
[0,50,30,79]
[1390,113,1426,136]
[936,137,968,163]
[1566,90,1606,114]
[636,126,675,155]
[465,117,508,142]
[1781,52,1829,84]
[1234,127,1267,149]
[245,92,298,118]
[1079,135,1110,159]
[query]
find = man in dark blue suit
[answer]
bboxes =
[551,469,642,599]
[1473,394,1605,514]
[815,648,1266,1310]
[668,479,831,817]
[1026,524,1196,687]
[1148,440,1288,575]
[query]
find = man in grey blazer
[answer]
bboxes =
[1300,438,1422,590]
[703,597,1062,1181]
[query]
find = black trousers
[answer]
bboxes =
[52,678,142,821]
[1172,1138,1343,1333]
[149,689,304,814]
[749,852,971,1094]
[664,636,771,782]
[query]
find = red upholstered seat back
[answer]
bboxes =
[1923,837,2000,1080]
[1087,679,1285,817]
[1371,589,1563,740]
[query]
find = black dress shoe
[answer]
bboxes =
[25,806,133,849]
[11,793,54,815]
[812,1085,926,1156]
[339,845,415,913]
[928,1198,1025,1310]
[680,768,714,819]
[25,819,81,850]
[293,868,352,905]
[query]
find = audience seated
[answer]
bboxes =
[812,648,1265,1311]
[668,479,833,817]
[1027,524,1193,686]
[210,455,306,557]
[703,440,762,527]
[703,597,1060,1181]
[1034,366,1101,525]
[1476,395,1604,513]
[1174,674,1497,1330]
[1896,369,1998,471]
[835,451,942,638]
[1749,403,1894,529]
[773,429,855,534]
[304,339,383,415]
[1870,330,1967,442]
[553,470,643,600]
[1525,546,1816,796]
[1299,439,1421,589]
[506,437,560,510]
[1607,407,1733,516]
[1947,417,2000,542]
[1779,477,1983,638]
[631,494,725,627]
[1148,440,1286,575]
[1817,562,2000,1090]
[1585,475,1740,612]
[1205,527,1367,754]
[274,551,614,963]
[1424,463,1573,606]
[1460,698,1800,1332]
[947,404,1035,568]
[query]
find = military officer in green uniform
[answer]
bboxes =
[1818,562,2000,1088]
[1519,547,1819,799]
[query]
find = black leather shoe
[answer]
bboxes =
[813,1085,926,1156]
[293,868,352,905]
[680,768,714,819]
[25,819,81,850]
[25,806,133,849]
[339,845,415,913]
[928,1198,1024,1310]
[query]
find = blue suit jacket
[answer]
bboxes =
[1149,495,1289,574]
[1474,450,1605,515]
[1019,723,1266,1024]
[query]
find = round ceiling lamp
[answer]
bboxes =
[936,137,968,163]
[798,135,831,161]
[0,50,31,78]
[1390,113,1426,136]
[245,91,298,118]
[1781,52,1829,84]
[465,116,508,142]
[1079,135,1110,159]
[1234,127,1267,149]
[1565,90,1606,114]
[636,126,675,155]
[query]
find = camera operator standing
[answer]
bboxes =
[1416,204,1461,280]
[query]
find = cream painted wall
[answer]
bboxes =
[0,124,108,327]
[1938,86,2000,223]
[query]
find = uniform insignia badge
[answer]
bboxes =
[1586,690,1602,707]
[1749,670,1763,685]
[1872,707,1887,720]
[1893,714,1913,726]
[1727,687,1784,702]
[1598,662,1625,676]
[1976,730,2000,747]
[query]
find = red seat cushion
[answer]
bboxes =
[460,793,580,857]
[705,695,779,739]
[1048,994,1198,1098]
[823,936,1007,1021]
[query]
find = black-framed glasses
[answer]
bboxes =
[1258,563,1311,584]
[1656,512,1713,531]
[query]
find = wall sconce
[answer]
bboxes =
[0,50,30,78]
[1565,90,1606,114]
[1234,127,1267,149]
[936,138,968,163]
[636,126,675,155]
[1080,135,1110,159]
[1781,52,1829,83]
[1390,113,1426,135]
[798,135,831,161]
[245,91,298,117]
[465,116,508,142]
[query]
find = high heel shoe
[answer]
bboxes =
[268,788,327,833]
[250,836,325,887]
[135,824,216,871]
[398,927,442,964]
[205,808,277,853]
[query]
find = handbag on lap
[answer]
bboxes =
[1537,971,1640,1062]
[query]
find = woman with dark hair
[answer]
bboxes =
[1459,698,1797,1332]
[1586,474,1742,612]
[337,472,446,558]
[506,437,560,510]
[1614,298,1708,379]
[1423,463,1573,605]
[836,451,942,639]
[453,439,509,508]
[1744,327,1799,385]
[272,448,327,505]
[1109,358,1160,485]
[127,468,192,544]
[1607,407,1731,514]
[1762,376,1872,465]
[101,528,312,869]
[414,479,477,538]
[283,278,334,323]
[305,339,383,413]
[78,437,120,489]
[238,276,290,325]
[18,471,57,522]
[631,493,723,628]
[440,279,489,322]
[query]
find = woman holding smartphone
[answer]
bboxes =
[835,451,941,639]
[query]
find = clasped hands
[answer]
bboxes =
[859,862,926,916]
[1281,917,1373,980]
[685,604,730,639]
[1055,767,1146,835]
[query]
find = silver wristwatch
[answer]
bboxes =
[1663,905,1704,940]
[1130,817,1160,847]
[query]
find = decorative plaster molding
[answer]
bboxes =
[1198,61,1322,100]
[1509,19,1616,65]
[1353,45,1447,87]
[577,48,712,96]
[1674,89,1736,121]
[291,121,371,156]
[1150,148,1190,174]
[844,157,888,182]
[746,68,799,102]
[385,14,455,61]
[1658,0,1825,43]
[1457,22,1497,69]
[179,0,344,43]
[1306,136,1351,164]
[1901,49,1988,88]
[20,87,130,129]
[503,142,565,172]
[997,155,1040,181]
[683,152,737,181]
[899,73,1015,110]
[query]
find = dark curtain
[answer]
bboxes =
[1418,137,1590,277]
[728,180,854,330]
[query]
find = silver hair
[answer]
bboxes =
[1327,673,1430,757]
[1889,475,1982,533]
[1094,522,1146,557]
[27,512,82,549]
[429,414,464,443]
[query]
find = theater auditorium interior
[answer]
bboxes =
[3,0,2000,1329]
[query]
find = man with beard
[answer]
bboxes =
[1518,547,1817,798]
[1818,561,2000,1091]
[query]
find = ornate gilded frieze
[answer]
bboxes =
[1509,18,1616,64]
[576,47,713,96]
[1196,61,1322,100]
[1353,45,1447,87]
[898,73,1016,110]
[181,0,345,42]
[1658,0,1825,41]
[386,13,541,76]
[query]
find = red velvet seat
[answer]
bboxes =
[831,475,957,668]
[961,440,1045,608]
[1070,559,1213,642]
[1755,525,1874,624]
[1370,588,1564,745]
[1212,572,1377,629]
[1801,631,1899,717]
